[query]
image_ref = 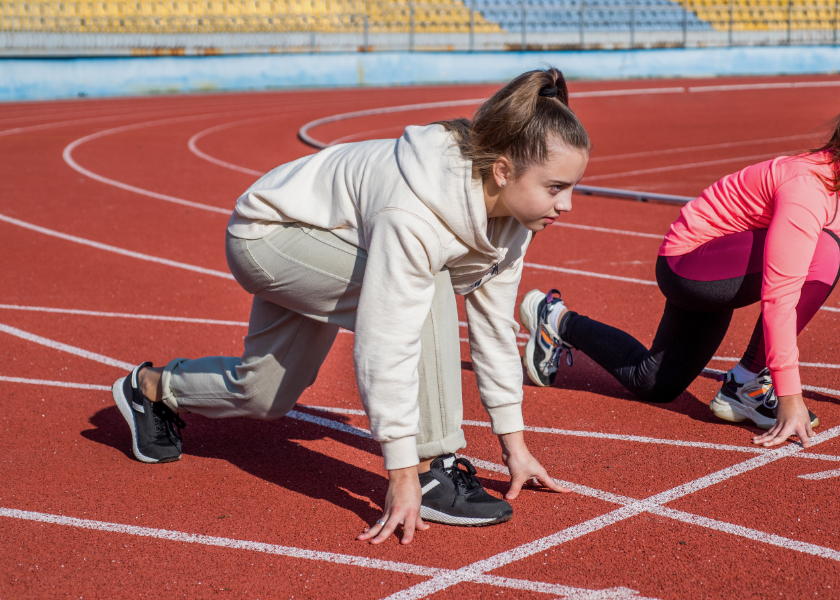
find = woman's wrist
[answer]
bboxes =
[498,430,529,458]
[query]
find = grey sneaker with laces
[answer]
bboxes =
[709,367,819,430]
[519,288,574,387]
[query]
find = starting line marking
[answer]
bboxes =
[382,423,840,600]
[0,507,645,600]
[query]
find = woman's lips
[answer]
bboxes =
[544,217,556,224]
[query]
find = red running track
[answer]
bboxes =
[1,75,840,600]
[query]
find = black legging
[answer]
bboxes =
[559,229,840,403]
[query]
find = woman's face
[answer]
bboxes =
[487,141,588,232]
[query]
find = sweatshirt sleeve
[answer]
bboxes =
[464,258,525,434]
[762,175,830,396]
[354,209,440,471]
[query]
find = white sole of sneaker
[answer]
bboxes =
[710,392,820,431]
[111,376,169,464]
[420,505,512,527]
[709,392,776,430]
[519,289,548,388]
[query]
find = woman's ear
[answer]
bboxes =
[492,156,513,189]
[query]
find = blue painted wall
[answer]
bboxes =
[2,46,839,101]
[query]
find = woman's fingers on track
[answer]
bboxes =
[505,457,571,500]
[357,509,425,544]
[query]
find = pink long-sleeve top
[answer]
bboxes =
[659,152,840,396]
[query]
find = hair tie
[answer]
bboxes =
[538,85,558,98]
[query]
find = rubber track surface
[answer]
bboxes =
[1,76,839,599]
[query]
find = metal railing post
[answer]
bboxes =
[835,0,839,45]
[682,0,689,47]
[363,13,369,49]
[469,0,475,51]
[409,0,415,51]
[630,0,636,48]
[521,0,527,49]
[786,0,791,45]
[728,0,733,46]
[579,0,585,47]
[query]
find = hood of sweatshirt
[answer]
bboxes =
[396,125,504,260]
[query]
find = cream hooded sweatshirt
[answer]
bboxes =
[228,124,532,469]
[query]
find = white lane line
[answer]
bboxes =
[552,221,665,239]
[187,118,269,177]
[0,375,111,391]
[62,119,232,215]
[301,405,840,463]
[524,262,658,286]
[0,508,644,600]
[798,468,840,480]
[820,306,840,312]
[0,304,248,327]
[60,104,307,215]
[384,423,840,600]
[711,356,840,369]
[651,505,840,561]
[583,151,794,182]
[0,507,444,577]
[0,213,234,280]
[689,81,840,93]
[588,133,816,163]
[0,322,133,371]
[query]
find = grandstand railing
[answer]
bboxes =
[1,0,838,54]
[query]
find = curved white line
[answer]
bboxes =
[62,115,237,215]
[187,117,270,177]
[0,212,234,280]
[298,98,486,149]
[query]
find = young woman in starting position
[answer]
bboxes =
[111,68,591,544]
[521,117,840,449]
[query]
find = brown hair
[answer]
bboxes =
[811,114,840,194]
[434,67,590,180]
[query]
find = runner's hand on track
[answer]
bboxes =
[498,431,572,500]
[357,466,428,545]
[753,393,815,449]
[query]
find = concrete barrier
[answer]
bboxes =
[2,46,839,101]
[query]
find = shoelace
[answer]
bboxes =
[152,402,186,443]
[716,371,777,409]
[446,458,482,496]
[540,289,574,371]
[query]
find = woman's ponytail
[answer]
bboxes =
[435,67,589,179]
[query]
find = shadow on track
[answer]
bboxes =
[81,405,392,524]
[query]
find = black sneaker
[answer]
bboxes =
[519,288,574,387]
[111,362,185,463]
[709,367,819,431]
[419,455,512,526]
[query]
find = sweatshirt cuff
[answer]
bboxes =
[380,436,419,471]
[771,366,802,397]
[486,403,525,435]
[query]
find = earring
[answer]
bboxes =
[500,181,506,187]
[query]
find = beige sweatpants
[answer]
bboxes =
[160,223,466,465]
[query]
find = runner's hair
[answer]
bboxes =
[434,67,590,179]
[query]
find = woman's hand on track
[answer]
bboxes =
[753,393,815,448]
[498,431,572,500]
[357,466,428,545]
